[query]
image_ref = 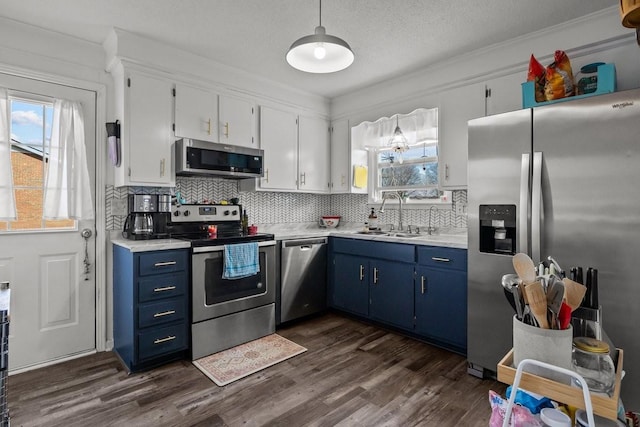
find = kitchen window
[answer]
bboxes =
[0,96,75,232]
[352,107,449,205]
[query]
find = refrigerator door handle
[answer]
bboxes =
[532,151,543,263]
[519,153,530,254]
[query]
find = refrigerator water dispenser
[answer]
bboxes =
[479,204,516,255]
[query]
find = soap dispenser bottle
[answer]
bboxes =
[368,208,378,230]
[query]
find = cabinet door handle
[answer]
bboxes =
[224,122,229,137]
[153,310,176,318]
[300,172,306,185]
[341,174,345,186]
[160,159,165,177]
[207,118,212,135]
[431,257,451,263]
[154,261,177,267]
[264,169,269,183]
[445,164,450,180]
[421,276,426,294]
[359,265,364,281]
[153,285,176,292]
[373,267,378,284]
[154,335,176,344]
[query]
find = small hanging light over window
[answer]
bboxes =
[389,115,409,164]
[286,0,354,73]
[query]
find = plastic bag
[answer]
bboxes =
[544,50,574,101]
[489,390,543,427]
[527,54,546,103]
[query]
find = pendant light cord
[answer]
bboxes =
[319,0,322,27]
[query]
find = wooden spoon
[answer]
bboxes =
[523,281,550,329]
[562,277,587,311]
[512,253,537,284]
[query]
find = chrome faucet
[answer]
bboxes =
[427,206,437,235]
[397,191,404,231]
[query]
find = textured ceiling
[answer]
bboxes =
[0,0,616,98]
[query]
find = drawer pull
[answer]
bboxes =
[431,257,451,263]
[153,310,176,318]
[153,285,176,292]
[154,261,177,267]
[154,335,176,344]
[421,276,426,294]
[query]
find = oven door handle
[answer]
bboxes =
[192,240,276,253]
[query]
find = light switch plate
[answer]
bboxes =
[455,202,467,216]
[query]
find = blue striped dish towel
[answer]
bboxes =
[222,242,260,279]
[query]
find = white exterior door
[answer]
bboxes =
[0,73,96,371]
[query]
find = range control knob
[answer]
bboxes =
[231,210,238,216]
[183,210,190,217]
[173,210,180,217]
[223,210,230,216]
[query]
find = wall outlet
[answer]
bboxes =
[111,198,128,216]
[455,202,467,216]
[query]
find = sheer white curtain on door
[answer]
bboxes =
[0,87,17,220]
[43,99,94,220]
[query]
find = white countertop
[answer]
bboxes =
[110,223,468,251]
[111,237,191,252]
[261,222,468,249]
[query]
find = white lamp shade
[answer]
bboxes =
[286,26,354,73]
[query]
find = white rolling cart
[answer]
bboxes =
[502,358,595,427]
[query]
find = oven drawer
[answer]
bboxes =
[138,323,188,361]
[138,273,187,303]
[138,250,188,276]
[138,298,187,329]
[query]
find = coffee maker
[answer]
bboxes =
[122,194,157,240]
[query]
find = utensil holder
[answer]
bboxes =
[512,315,573,382]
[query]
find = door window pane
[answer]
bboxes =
[3,98,75,232]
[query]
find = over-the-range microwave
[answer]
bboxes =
[175,138,264,179]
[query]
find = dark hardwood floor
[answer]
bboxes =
[8,312,506,426]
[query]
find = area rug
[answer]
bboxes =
[192,334,307,386]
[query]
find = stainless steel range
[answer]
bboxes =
[167,204,276,360]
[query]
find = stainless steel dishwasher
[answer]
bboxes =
[277,237,328,324]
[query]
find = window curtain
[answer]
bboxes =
[353,107,438,149]
[43,99,94,220]
[0,88,17,220]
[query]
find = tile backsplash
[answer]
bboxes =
[106,177,467,231]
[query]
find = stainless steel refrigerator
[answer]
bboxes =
[467,88,640,407]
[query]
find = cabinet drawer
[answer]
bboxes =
[138,298,187,329]
[138,250,188,276]
[138,273,187,302]
[417,246,467,270]
[138,323,188,361]
[332,238,414,263]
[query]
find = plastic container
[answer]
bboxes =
[571,337,615,395]
[575,409,625,426]
[540,408,571,427]
[575,63,604,95]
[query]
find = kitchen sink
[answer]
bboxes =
[354,230,422,238]
[354,230,387,235]
[385,233,422,238]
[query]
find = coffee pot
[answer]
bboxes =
[123,212,154,239]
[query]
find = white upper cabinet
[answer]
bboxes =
[219,94,256,148]
[330,118,350,193]
[485,72,524,116]
[114,67,174,187]
[256,105,298,190]
[174,83,218,142]
[240,105,330,193]
[298,115,330,193]
[438,82,485,189]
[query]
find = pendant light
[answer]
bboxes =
[286,0,354,73]
[389,115,409,164]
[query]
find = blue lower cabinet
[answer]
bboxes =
[113,245,190,372]
[415,265,467,352]
[369,260,414,330]
[331,253,369,316]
